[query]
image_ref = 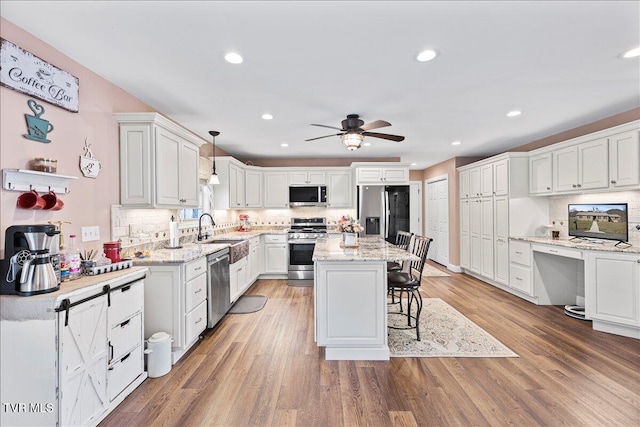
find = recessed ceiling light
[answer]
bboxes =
[262,113,274,120]
[411,162,417,166]
[224,52,243,64]
[451,141,462,146]
[416,49,438,62]
[280,143,288,148]
[362,142,371,147]
[621,47,640,58]
[507,110,522,117]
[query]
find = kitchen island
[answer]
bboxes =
[312,236,419,360]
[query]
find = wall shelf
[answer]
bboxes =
[2,169,78,194]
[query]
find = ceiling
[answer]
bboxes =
[1,1,639,169]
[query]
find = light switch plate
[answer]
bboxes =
[81,226,100,242]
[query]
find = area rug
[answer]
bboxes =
[422,263,451,277]
[388,298,518,358]
[228,295,267,314]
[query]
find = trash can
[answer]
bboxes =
[145,332,172,378]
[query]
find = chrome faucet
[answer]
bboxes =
[197,213,215,241]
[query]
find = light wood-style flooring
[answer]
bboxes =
[101,262,640,426]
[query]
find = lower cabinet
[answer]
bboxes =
[248,236,261,283]
[230,257,248,303]
[144,257,207,364]
[586,251,640,338]
[508,240,533,295]
[263,234,288,275]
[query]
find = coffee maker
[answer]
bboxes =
[1,225,60,296]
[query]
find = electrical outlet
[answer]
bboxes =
[81,226,100,242]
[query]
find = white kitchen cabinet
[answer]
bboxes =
[230,257,248,303]
[469,167,481,198]
[585,251,640,338]
[289,170,326,185]
[244,168,263,208]
[469,198,482,274]
[480,197,494,279]
[144,257,207,364]
[116,112,204,208]
[480,163,494,197]
[355,164,410,184]
[459,169,470,199]
[248,236,261,284]
[0,272,147,427]
[508,240,533,295]
[494,195,509,285]
[229,162,246,208]
[609,130,640,189]
[263,171,289,208]
[493,159,509,196]
[327,170,353,208]
[553,137,609,192]
[459,199,470,269]
[263,234,288,275]
[59,294,109,427]
[107,281,144,402]
[155,126,200,207]
[529,152,553,195]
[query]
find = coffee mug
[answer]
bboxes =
[552,230,560,239]
[17,189,46,210]
[42,190,64,211]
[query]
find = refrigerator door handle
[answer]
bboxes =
[384,191,390,239]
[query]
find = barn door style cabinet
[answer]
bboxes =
[116,112,204,208]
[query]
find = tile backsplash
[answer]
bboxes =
[548,190,640,241]
[110,205,356,251]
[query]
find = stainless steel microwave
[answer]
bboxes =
[289,186,327,207]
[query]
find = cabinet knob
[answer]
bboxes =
[572,184,577,188]
[546,187,551,190]
[611,180,616,184]
[577,184,581,188]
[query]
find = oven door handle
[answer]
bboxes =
[288,239,318,244]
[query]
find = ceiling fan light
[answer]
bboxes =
[341,133,364,151]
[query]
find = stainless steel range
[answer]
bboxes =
[287,217,327,285]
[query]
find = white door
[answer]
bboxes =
[409,181,422,235]
[426,177,449,267]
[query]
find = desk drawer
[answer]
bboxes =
[509,264,532,295]
[510,240,531,267]
[185,257,207,282]
[185,272,207,312]
[532,244,582,260]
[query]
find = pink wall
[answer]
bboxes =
[0,18,155,255]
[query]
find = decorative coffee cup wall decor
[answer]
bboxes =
[79,138,101,178]
[23,99,54,143]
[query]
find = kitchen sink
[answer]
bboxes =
[201,239,248,263]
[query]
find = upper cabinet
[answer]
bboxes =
[263,171,289,208]
[528,122,639,196]
[326,170,353,208]
[609,130,640,189]
[116,113,204,208]
[354,163,410,184]
[213,158,265,210]
[289,170,325,185]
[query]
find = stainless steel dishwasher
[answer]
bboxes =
[207,248,230,328]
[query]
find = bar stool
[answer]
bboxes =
[387,235,433,341]
[387,230,413,272]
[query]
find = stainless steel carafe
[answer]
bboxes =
[19,253,58,294]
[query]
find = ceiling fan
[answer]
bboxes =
[305,114,405,151]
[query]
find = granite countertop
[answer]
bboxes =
[0,266,148,321]
[313,236,420,263]
[133,229,288,265]
[511,236,640,254]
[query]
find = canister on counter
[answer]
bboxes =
[103,241,122,263]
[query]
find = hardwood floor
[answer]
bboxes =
[101,263,640,426]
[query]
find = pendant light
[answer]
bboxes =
[208,130,220,185]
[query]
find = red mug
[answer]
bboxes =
[17,189,46,210]
[42,190,64,211]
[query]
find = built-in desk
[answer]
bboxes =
[510,237,639,339]
[312,236,419,360]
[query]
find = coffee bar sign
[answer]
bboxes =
[0,38,79,112]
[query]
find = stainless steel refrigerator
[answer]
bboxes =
[358,185,410,243]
